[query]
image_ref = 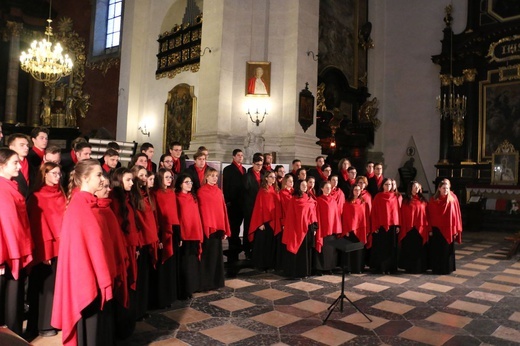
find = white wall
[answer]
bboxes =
[368,0,467,190]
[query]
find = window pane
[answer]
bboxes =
[113,32,120,46]
[109,0,117,4]
[115,2,122,16]
[107,19,114,33]
[114,17,121,32]
[106,33,113,48]
[108,4,115,19]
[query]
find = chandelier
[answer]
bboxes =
[19,0,73,85]
[435,4,468,147]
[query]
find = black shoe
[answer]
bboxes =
[39,329,58,337]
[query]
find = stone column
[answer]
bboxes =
[4,21,23,124]
[29,81,44,126]
[462,68,477,163]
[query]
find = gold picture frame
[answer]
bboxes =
[491,140,518,185]
[163,84,197,152]
[479,70,520,162]
[245,61,271,96]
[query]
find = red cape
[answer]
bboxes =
[315,194,342,252]
[197,184,231,238]
[248,186,281,241]
[0,177,33,279]
[371,192,400,232]
[27,185,66,264]
[110,192,139,291]
[176,192,203,259]
[428,194,462,244]
[331,187,345,210]
[282,194,317,254]
[51,191,114,346]
[342,199,369,246]
[360,190,372,212]
[94,198,130,308]
[135,190,159,247]
[279,188,293,226]
[400,196,429,245]
[152,189,180,263]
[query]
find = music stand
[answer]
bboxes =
[322,237,372,324]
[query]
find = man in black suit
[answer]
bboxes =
[27,127,49,169]
[168,141,186,175]
[185,150,209,193]
[223,149,246,262]
[7,133,31,198]
[61,141,92,192]
[140,142,157,173]
[367,162,384,198]
[242,153,264,259]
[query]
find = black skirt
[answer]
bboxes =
[179,240,201,296]
[369,226,398,273]
[398,228,428,273]
[314,234,338,271]
[283,225,316,278]
[428,227,456,275]
[252,224,276,271]
[200,231,226,291]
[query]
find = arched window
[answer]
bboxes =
[106,0,123,49]
[90,0,123,58]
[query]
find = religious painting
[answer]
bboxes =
[246,61,271,96]
[164,84,197,152]
[479,72,520,162]
[491,140,518,185]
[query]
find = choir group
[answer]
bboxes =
[0,127,463,346]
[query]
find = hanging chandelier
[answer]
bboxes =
[435,4,466,122]
[19,0,73,85]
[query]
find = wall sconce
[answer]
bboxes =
[306,51,319,61]
[247,108,267,126]
[138,124,150,137]
[201,47,212,56]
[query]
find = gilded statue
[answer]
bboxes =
[316,83,327,112]
[452,116,464,146]
[40,94,51,126]
[358,97,381,129]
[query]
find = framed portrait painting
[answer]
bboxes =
[246,61,271,96]
[479,70,520,162]
[491,140,519,185]
[163,83,197,153]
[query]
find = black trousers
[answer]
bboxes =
[252,224,276,271]
[201,231,225,291]
[0,266,25,336]
[429,228,456,275]
[27,260,57,333]
[135,247,150,320]
[227,207,244,258]
[77,296,114,346]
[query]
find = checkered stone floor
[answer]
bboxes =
[32,232,520,346]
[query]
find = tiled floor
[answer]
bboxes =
[30,231,520,346]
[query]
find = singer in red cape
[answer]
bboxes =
[152,168,181,307]
[0,149,33,336]
[130,165,159,320]
[109,167,141,338]
[197,168,231,291]
[26,162,66,337]
[276,174,294,271]
[314,181,342,273]
[370,178,400,274]
[175,173,204,297]
[94,181,130,310]
[248,171,281,271]
[341,185,370,273]
[52,161,115,346]
[399,181,429,273]
[427,179,462,274]
[282,180,317,278]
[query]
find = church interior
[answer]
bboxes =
[1,0,520,345]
